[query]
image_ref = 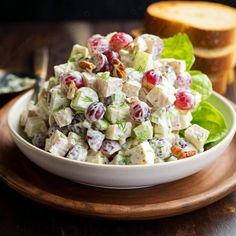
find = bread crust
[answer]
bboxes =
[145,2,236,48]
[193,51,236,73]
[208,71,229,94]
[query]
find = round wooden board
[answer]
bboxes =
[0,96,236,220]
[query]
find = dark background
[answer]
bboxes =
[1,0,236,21]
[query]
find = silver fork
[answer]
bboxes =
[31,47,49,104]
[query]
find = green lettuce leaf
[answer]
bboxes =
[161,33,195,71]
[192,101,227,144]
[190,70,213,100]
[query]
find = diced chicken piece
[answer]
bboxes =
[49,85,70,111]
[54,62,76,79]
[110,92,126,104]
[67,144,88,162]
[24,117,47,138]
[125,67,143,82]
[82,72,97,90]
[164,133,180,145]
[139,34,163,60]
[105,122,132,142]
[45,130,70,156]
[149,138,172,160]
[122,80,141,97]
[184,124,210,151]
[146,85,176,108]
[169,108,192,131]
[154,60,177,85]
[53,107,74,128]
[126,141,155,165]
[86,150,108,164]
[67,132,87,149]
[160,59,186,74]
[20,102,39,127]
[161,77,176,94]
[96,76,123,97]
[151,108,172,136]
[87,129,105,152]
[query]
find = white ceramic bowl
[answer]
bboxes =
[8,90,236,189]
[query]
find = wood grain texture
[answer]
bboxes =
[0,95,236,220]
[0,21,235,235]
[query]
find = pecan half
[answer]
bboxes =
[78,60,96,72]
[171,145,197,159]
[111,58,126,78]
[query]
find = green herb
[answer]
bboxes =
[137,66,144,72]
[161,33,195,71]
[118,102,127,108]
[117,134,124,141]
[136,130,150,142]
[190,70,213,101]
[100,72,110,80]
[192,101,227,144]
[117,120,127,133]
[81,96,93,102]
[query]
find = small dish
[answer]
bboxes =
[0,71,36,95]
[8,90,236,189]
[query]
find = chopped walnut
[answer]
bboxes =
[78,60,96,72]
[111,58,126,78]
[171,145,197,159]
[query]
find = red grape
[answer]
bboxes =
[109,32,133,51]
[175,72,192,89]
[101,139,121,156]
[61,72,84,91]
[87,129,104,151]
[130,101,151,123]
[103,49,119,64]
[32,133,46,149]
[91,53,109,72]
[142,69,162,90]
[85,102,106,122]
[87,34,109,54]
[174,90,195,110]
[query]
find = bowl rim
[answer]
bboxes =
[7,90,236,169]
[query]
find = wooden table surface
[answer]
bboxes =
[0,21,235,236]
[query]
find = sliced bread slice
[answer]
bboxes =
[145,1,236,48]
[208,70,231,95]
[193,44,236,73]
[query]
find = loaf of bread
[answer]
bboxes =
[145,1,236,48]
